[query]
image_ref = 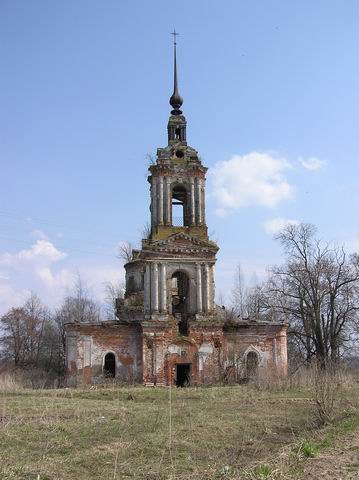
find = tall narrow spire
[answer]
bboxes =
[170,30,183,115]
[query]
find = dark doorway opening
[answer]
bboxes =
[104,352,116,378]
[246,351,258,378]
[176,363,191,387]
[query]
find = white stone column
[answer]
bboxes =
[144,264,151,313]
[151,263,159,313]
[158,177,164,225]
[201,179,206,225]
[196,178,203,225]
[151,178,157,226]
[209,265,215,311]
[190,178,195,226]
[196,263,203,313]
[160,263,167,312]
[163,177,168,225]
[166,178,172,225]
[203,264,210,312]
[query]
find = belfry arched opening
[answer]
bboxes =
[171,185,188,226]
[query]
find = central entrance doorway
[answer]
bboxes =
[176,363,191,387]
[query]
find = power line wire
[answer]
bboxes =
[0,222,123,250]
[0,209,131,238]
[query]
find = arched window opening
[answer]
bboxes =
[172,185,188,227]
[103,353,116,378]
[171,271,189,336]
[246,351,258,378]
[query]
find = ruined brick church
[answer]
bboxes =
[65,40,287,387]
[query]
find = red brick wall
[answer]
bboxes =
[65,323,142,386]
[65,321,287,386]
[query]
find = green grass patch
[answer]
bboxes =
[0,385,358,479]
[299,440,320,458]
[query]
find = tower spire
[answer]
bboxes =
[170,30,183,115]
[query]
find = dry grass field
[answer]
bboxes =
[1,383,359,479]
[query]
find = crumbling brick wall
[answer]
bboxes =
[65,319,287,387]
[223,324,288,382]
[65,322,142,386]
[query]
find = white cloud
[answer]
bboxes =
[211,152,294,213]
[298,156,326,171]
[30,229,48,240]
[0,240,66,267]
[0,283,31,313]
[263,217,300,235]
[0,237,124,314]
[35,266,75,289]
[0,240,72,313]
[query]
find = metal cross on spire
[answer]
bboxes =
[169,29,183,115]
[171,29,179,46]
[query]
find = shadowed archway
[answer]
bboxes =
[103,352,116,378]
[246,351,258,378]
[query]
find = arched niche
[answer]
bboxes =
[245,350,259,378]
[103,352,116,378]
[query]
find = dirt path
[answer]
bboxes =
[301,429,359,479]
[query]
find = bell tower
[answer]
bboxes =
[117,33,221,385]
[143,32,217,319]
[149,34,208,242]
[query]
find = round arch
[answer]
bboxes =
[103,351,116,378]
[171,183,189,226]
[243,346,262,379]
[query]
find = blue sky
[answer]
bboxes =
[1,1,359,313]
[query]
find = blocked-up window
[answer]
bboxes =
[83,338,91,368]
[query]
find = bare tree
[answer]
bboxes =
[116,241,133,263]
[0,307,26,366]
[55,276,100,325]
[231,264,274,321]
[51,277,101,373]
[23,293,48,365]
[141,222,151,239]
[0,293,61,373]
[232,264,246,318]
[269,223,359,364]
[145,152,156,166]
[103,281,125,319]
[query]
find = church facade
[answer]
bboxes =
[65,43,287,387]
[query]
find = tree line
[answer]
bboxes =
[230,223,359,367]
[0,279,124,385]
